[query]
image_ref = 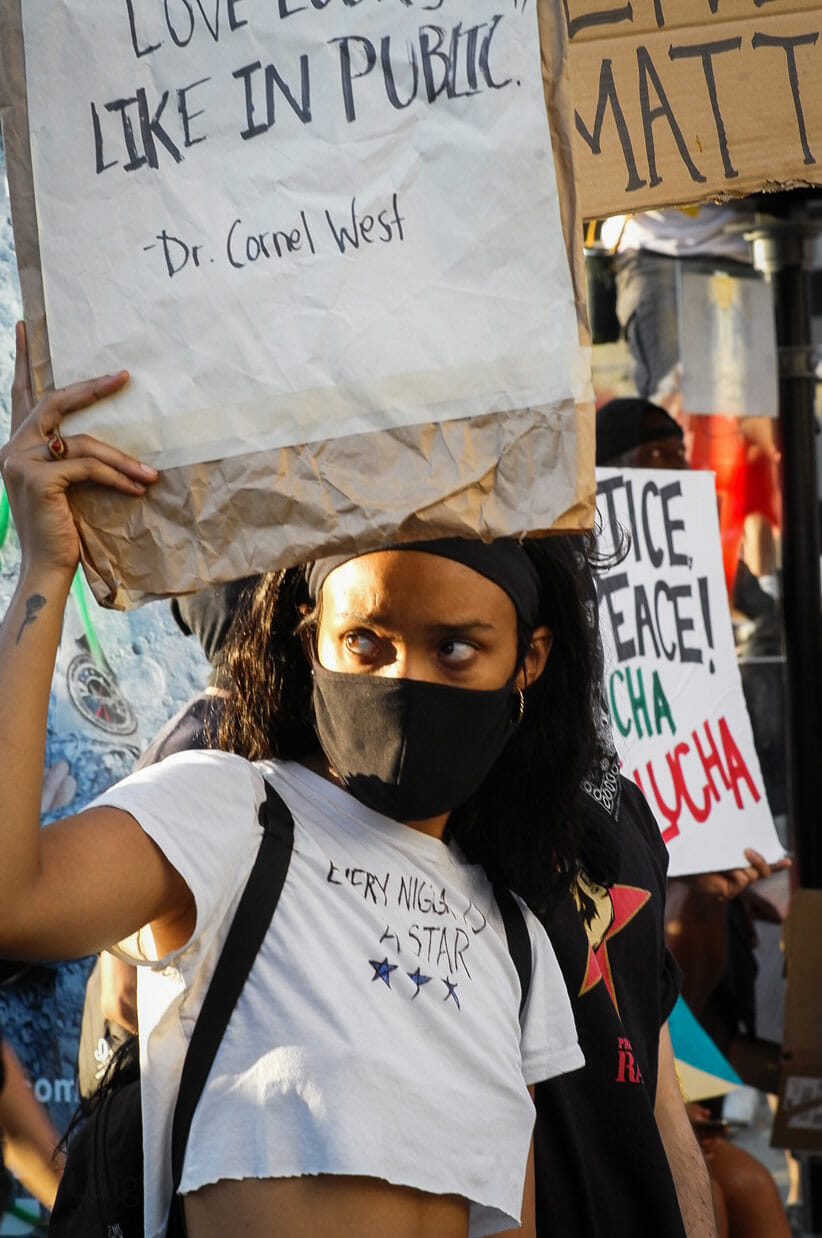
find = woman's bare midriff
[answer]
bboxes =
[183,1173,470,1237]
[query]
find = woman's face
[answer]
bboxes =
[315,550,551,691]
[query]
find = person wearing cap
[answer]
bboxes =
[0,332,603,1237]
[595,396,688,470]
[596,395,779,637]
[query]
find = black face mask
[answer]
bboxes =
[311,665,518,822]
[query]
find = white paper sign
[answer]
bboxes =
[595,467,783,877]
[21,0,584,469]
[678,267,778,418]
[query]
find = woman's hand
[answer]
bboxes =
[0,323,157,576]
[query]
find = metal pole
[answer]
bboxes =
[748,213,822,1238]
[747,218,822,890]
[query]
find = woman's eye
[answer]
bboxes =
[343,631,381,659]
[439,639,477,665]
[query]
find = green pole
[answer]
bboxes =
[70,570,107,670]
[0,490,107,670]
[0,486,10,557]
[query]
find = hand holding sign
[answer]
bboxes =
[0,325,155,579]
[685,849,791,905]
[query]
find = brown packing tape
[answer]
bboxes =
[1,0,595,607]
[71,400,595,608]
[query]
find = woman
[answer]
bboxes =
[0,326,598,1237]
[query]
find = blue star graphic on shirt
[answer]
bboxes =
[442,978,461,1010]
[407,968,432,998]
[369,957,398,987]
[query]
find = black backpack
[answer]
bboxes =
[49,782,295,1238]
[48,786,532,1237]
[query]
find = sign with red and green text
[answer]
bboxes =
[595,466,782,876]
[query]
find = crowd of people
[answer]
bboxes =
[0,201,797,1237]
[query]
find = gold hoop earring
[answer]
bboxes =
[512,689,525,727]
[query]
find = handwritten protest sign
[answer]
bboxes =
[595,466,783,876]
[17,0,584,470]
[565,0,822,219]
[0,0,593,606]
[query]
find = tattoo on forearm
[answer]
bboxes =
[16,594,46,644]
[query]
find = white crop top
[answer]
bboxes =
[92,750,583,1237]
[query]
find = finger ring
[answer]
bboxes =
[46,430,67,461]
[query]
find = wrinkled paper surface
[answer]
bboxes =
[1,0,594,607]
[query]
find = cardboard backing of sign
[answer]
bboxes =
[566,0,822,219]
[0,0,594,609]
[771,889,822,1151]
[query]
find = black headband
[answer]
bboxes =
[170,576,259,668]
[306,538,542,628]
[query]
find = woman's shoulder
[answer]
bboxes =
[99,746,256,793]
[88,748,266,840]
[94,752,269,960]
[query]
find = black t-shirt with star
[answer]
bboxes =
[534,777,686,1238]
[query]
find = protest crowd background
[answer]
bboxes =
[1,3,822,1233]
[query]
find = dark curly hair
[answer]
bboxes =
[219,534,602,914]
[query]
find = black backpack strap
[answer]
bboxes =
[493,885,532,1021]
[169,780,294,1206]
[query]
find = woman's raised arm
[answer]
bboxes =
[0,324,192,960]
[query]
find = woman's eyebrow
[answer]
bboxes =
[331,609,386,624]
[330,611,498,634]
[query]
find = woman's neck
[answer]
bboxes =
[297,751,450,839]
